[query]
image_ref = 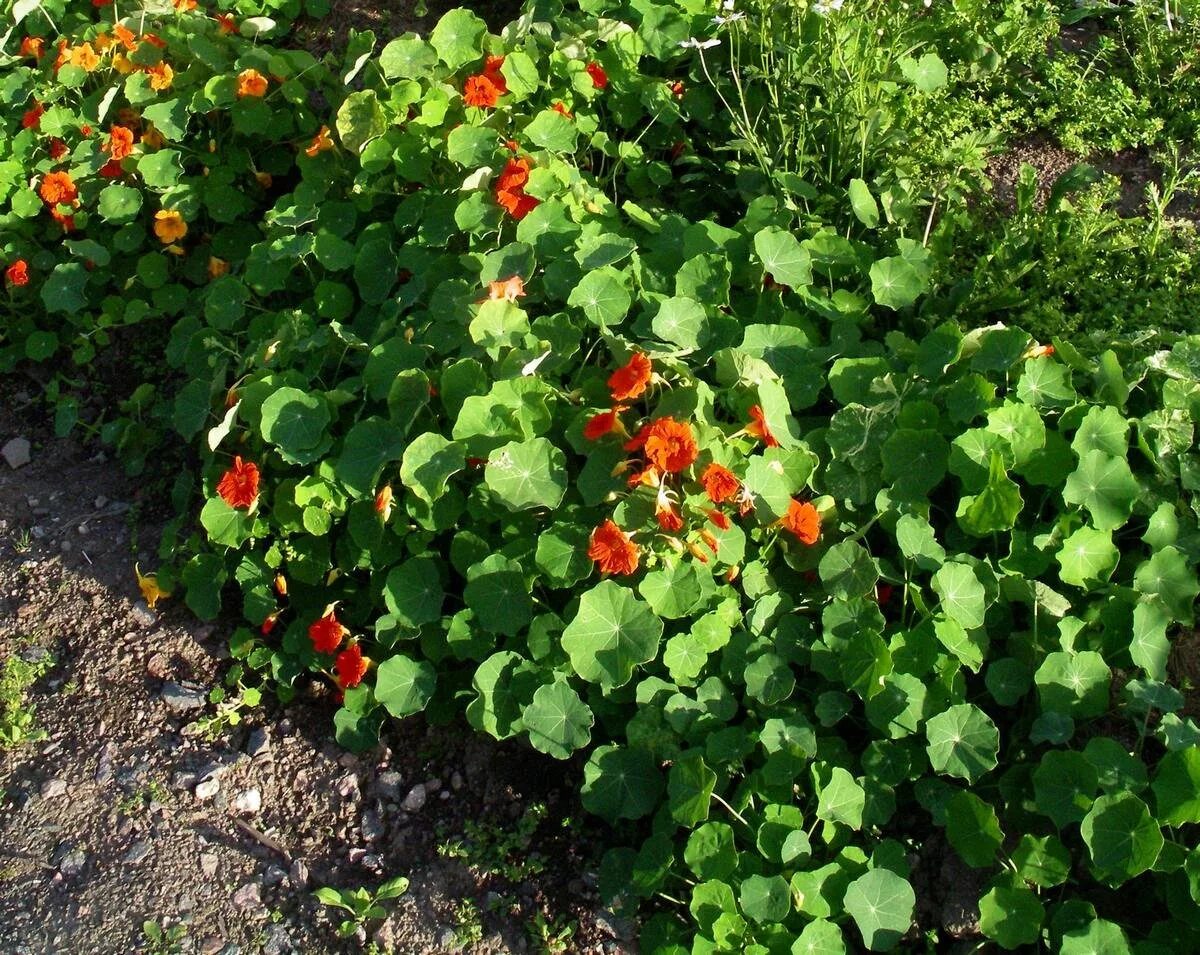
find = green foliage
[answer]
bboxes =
[0,650,53,749]
[314,876,410,939]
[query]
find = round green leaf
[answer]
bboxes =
[98,183,142,223]
[336,89,386,154]
[399,432,465,504]
[1034,650,1111,718]
[429,8,487,69]
[753,227,812,288]
[561,580,663,690]
[260,387,330,454]
[668,751,716,826]
[819,541,879,600]
[869,255,924,310]
[1033,749,1098,828]
[944,791,1003,868]
[979,873,1045,949]
[1152,746,1200,827]
[792,919,847,955]
[463,554,531,636]
[374,654,437,718]
[815,766,865,829]
[581,744,664,823]
[684,822,737,881]
[1062,450,1140,531]
[1080,793,1163,886]
[1134,546,1198,621]
[1059,919,1131,955]
[739,874,791,925]
[567,267,631,327]
[1057,526,1119,590]
[382,556,445,629]
[522,677,593,759]
[842,868,915,951]
[484,437,567,512]
[925,703,1000,782]
[932,562,987,630]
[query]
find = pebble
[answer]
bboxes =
[288,859,310,888]
[261,923,293,955]
[401,785,426,812]
[199,853,219,877]
[40,778,68,799]
[59,849,87,877]
[232,788,262,815]
[335,772,359,800]
[95,742,117,784]
[263,864,288,887]
[131,601,158,628]
[122,840,152,864]
[361,808,385,842]
[161,682,207,713]
[246,728,271,758]
[450,772,464,791]
[195,778,220,801]
[2,437,31,470]
[172,771,199,791]
[231,883,261,911]
[375,770,403,802]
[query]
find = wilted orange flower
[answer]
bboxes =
[49,209,75,232]
[781,499,821,545]
[746,404,780,447]
[22,102,43,130]
[260,612,279,635]
[48,138,68,161]
[92,34,113,53]
[335,644,370,688]
[700,463,740,504]
[208,256,230,279]
[20,36,44,58]
[135,564,171,609]
[173,0,197,9]
[112,53,134,74]
[142,33,168,49]
[608,352,652,402]
[237,68,268,98]
[255,170,273,189]
[67,43,101,71]
[586,61,608,89]
[308,607,347,654]
[38,171,78,206]
[274,574,288,596]
[145,62,174,91]
[551,101,574,119]
[304,125,335,157]
[588,520,639,576]
[487,275,525,302]
[215,13,237,33]
[103,125,136,161]
[114,24,138,50]
[141,124,166,150]
[584,407,626,441]
[154,209,188,244]
[216,456,259,509]
[1022,343,1055,359]
[655,488,684,532]
[99,159,123,178]
[641,417,698,474]
[483,55,507,91]
[5,260,30,287]
[375,485,394,522]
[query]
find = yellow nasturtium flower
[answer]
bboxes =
[135,564,171,609]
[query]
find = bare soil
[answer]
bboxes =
[0,393,633,955]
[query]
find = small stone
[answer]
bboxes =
[59,849,87,878]
[424,777,442,793]
[146,653,170,679]
[172,771,198,791]
[195,778,220,801]
[401,785,426,812]
[232,789,261,815]
[131,601,158,628]
[232,883,261,911]
[361,809,385,842]
[450,772,464,791]
[263,864,288,887]
[246,728,271,758]
[161,681,206,712]
[375,770,403,802]
[2,437,31,470]
[122,840,152,864]
[200,936,224,955]
[288,859,310,888]
[95,743,117,784]
[261,923,293,955]
[40,778,68,799]
[335,772,360,800]
[199,853,219,877]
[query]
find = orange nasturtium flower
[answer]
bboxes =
[608,352,652,402]
[551,101,574,119]
[113,24,138,51]
[20,36,45,58]
[375,485,394,522]
[173,0,198,9]
[1023,343,1055,359]
[308,606,348,654]
[655,487,684,532]
[135,564,171,609]
[216,455,259,509]
[208,256,230,279]
[463,73,501,109]
[583,406,626,441]
[5,260,30,287]
[111,53,134,75]
[38,171,78,206]
[781,499,821,545]
[22,102,44,130]
[103,124,136,161]
[67,42,101,72]
[335,644,370,689]
[588,520,640,576]
[641,417,699,474]
[700,463,740,504]
[586,61,609,89]
[746,404,780,448]
[487,275,526,302]
[237,68,269,98]
[145,62,174,91]
[305,125,335,157]
[153,209,188,244]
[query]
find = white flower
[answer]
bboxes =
[722,0,735,9]
[712,10,746,24]
[812,0,845,13]
[679,37,722,49]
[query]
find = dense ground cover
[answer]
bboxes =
[2,0,1199,951]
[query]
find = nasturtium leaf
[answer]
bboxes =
[640,562,705,620]
[932,562,987,630]
[925,704,999,782]
[668,751,717,826]
[840,629,892,698]
[446,124,498,167]
[199,497,253,547]
[1080,793,1163,886]
[374,654,437,718]
[819,541,879,600]
[1056,525,1119,589]
[900,52,948,91]
[1152,747,1200,826]
[138,149,183,188]
[753,227,812,288]
[379,33,438,78]
[498,50,538,99]
[430,8,487,69]
[869,255,924,310]
[842,868,915,951]
[259,387,330,454]
[400,432,465,504]
[944,791,1003,867]
[978,873,1045,949]
[1035,650,1111,718]
[581,743,664,822]
[336,90,386,153]
[1062,450,1140,531]
[483,438,566,512]
[1134,546,1198,621]
[816,766,865,829]
[1015,356,1076,409]
[1033,749,1098,828]
[847,178,880,228]
[1072,405,1129,457]
[522,677,593,760]
[1131,598,1172,680]
[652,297,709,351]
[1143,503,1180,550]
[40,263,89,315]
[335,417,405,496]
[561,580,663,690]
[1084,736,1148,794]
[895,514,946,569]
[986,401,1046,466]
[464,554,531,636]
[98,183,142,223]
[745,653,796,705]
[383,556,444,629]
[755,803,807,864]
[985,657,1032,706]
[739,874,791,925]
[567,267,630,327]
[957,450,1023,535]
[882,429,949,497]
[663,634,709,684]
[792,920,847,954]
[684,822,737,881]
[1012,834,1072,887]
[933,617,986,672]
[524,109,579,152]
[534,523,592,587]
[467,651,535,739]
[1058,919,1131,955]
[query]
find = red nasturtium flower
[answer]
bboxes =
[781,499,821,545]
[585,61,608,89]
[641,417,698,474]
[607,352,652,402]
[5,260,30,287]
[20,37,45,58]
[260,612,279,635]
[216,456,260,509]
[215,13,237,34]
[22,102,44,130]
[308,607,347,654]
[746,404,780,447]
[551,101,574,119]
[583,407,626,441]
[588,520,640,576]
[237,68,269,98]
[494,157,539,220]
[335,644,370,689]
[708,509,731,531]
[700,463,740,504]
[38,171,77,206]
[463,55,507,108]
[48,138,68,161]
[103,124,136,161]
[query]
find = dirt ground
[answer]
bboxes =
[0,392,635,955]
